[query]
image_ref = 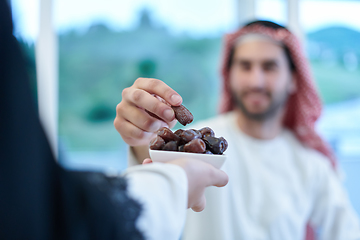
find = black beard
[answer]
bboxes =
[230,89,289,122]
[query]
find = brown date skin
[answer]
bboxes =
[219,137,228,152]
[172,105,193,126]
[183,139,206,153]
[180,129,202,144]
[149,136,165,150]
[174,129,184,137]
[163,141,178,151]
[149,126,228,155]
[157,127,180,143]
[203,136,226,154]
[199,127,215,138]
[178,144,185,152]
[191,129,202,136]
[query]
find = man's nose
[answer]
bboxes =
[248,67,265,87]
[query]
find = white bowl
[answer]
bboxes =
[149,150,226,169]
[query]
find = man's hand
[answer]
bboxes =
[143,158,229,212]
[114,78,182,147]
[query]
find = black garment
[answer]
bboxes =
[0,1,144,239]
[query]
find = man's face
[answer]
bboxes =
[229,40,296,121]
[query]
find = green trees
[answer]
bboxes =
[18,21,360,151]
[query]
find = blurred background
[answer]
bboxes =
[11,0,360,216]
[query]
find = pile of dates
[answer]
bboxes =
[149,127,228,155]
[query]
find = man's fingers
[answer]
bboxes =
[133,78,182,106]
[117,102,168,133]
[191,195,206,212]
[114,118,156,146]
[167,118,178,129]
[122,87,176,122]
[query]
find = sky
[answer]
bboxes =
[11,0,360,42]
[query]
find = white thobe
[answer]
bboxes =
[181,112,360,240]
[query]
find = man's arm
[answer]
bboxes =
[130,145,150,165]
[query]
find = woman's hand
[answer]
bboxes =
[142,158,229,212]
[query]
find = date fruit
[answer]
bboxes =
[163,141,178,151]
[202,136,228,154]
[157,127,180,143]
[174,129,184,137]
[199,127,215,138]
[149,136,165,150]
[180,129,202,144]
[183,139,206,153]
[172,105,193,126]
[149,126,228,155]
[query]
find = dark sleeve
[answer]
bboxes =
[56,169,144,240]
[0,1,144,239]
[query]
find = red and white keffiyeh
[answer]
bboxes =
[219,24,337,169]
[218,24,337,240]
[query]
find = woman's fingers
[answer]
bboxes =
[166,158,229,213]
[208,169,229,188]
[142,158,153,165]
[191,194,206,212]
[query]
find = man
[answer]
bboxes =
[0,1,228,239]
[115,21,360,239]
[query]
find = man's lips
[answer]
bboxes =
[242,92,270,105]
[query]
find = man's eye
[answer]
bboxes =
[240,63,250,70]
[263,63,277,71]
